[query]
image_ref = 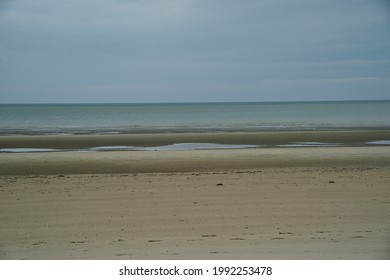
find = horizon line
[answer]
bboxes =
[1,99,390,105]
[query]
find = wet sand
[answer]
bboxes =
[1,130,390,149]
[0,131,390,259]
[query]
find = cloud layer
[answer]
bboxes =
[1,0,389,102]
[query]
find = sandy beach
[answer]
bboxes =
[1,131,390,259]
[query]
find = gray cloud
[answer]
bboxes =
[0,0,389,103]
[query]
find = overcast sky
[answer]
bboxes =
[1,0,390,103]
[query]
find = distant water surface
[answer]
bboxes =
[0,101,389,135]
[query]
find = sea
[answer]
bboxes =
[1,100,390,152]
[1,100,390,136]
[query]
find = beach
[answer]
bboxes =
[1,130,390,150]
[1,131,390,259]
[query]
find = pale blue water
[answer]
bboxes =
[0,101,389,135]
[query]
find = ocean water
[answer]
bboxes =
[0,100,390,135]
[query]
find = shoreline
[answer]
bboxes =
[2,125,390,137]
[1,129,390,150]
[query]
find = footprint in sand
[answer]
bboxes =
[115,253,132,256]
[209,251,227,254]
[33,241,47,246]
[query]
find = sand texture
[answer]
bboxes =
[1,144,390,259]
[1,130,390,150]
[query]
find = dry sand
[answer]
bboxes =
[0,131,390,259]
